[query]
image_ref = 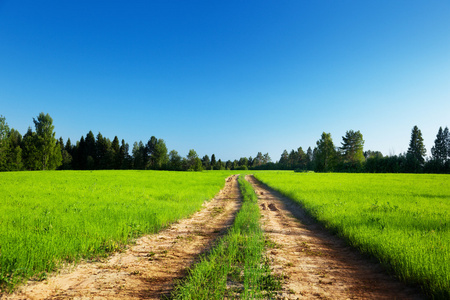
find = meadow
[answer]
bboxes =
[0,170,231,292]
[254,172,450,298]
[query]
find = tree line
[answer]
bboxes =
[275,126,450,173]
[0,113,269,172]
[1,113,449,173]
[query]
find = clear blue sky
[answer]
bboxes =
[1,1,449,161]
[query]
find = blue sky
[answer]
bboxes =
[1,1,449,161]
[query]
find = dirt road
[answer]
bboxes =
[4,175,241,300]
[246,175,424,300]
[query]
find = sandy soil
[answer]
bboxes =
[246,175,424,300]
[3,175,242,300]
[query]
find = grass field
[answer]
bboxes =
[0,170,232,292]
[254,172,450,298]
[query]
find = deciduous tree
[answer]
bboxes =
[0,116,10,169]
[152,139,169,169]
[33,113,62,170]
[314,132,337,172]
[186,149,202,171]
[168,150,182,171]
[340,130,365,171]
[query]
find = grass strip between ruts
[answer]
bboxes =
[172,175,281,299]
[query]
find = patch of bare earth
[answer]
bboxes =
[3,175,242,300]
[246,175,424,300]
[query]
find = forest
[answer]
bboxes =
[0,113,449,173]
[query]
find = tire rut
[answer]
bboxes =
[246,175,424,300]
[5,175,242,300]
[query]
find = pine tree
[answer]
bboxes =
[306,147,313,170]
[431,127,447,163]
[111,136,120,169]
[279,150,289,169]
[132,141,145,169]
[297,147,307,169]
[238,157,248,169]
[407,126,426,164]
[210,154,216,170]
[406,125,426,172]
[201,155,210,170]
[85,131,96,169]
[444,127,450,161]
[119,139,131,169]
[59,137,72,169]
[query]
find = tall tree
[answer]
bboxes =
[445,127,450,160]
[279,150,289,169]
[297,147,307,169]
[145,136,158,169]
[340,130,365,170]
[263,153,271,164]
[132,141,145,169]
[431,126,447,163]
[217,159,225,170]
[59,137,72,170]
[406,125,426,172]
[22,128,40,170]
[152,139,169,169]
[186,149,202,171]
[314,132,337,172]
[33,113,62,170]
[120,139,131,169]
[287,149,297,169]
[253,152,264,167]
[210,154,216,170]
[1,128,23,171]
[85,131,96,169]
[248,156,253,168]
[74,136,86,169]
[111,136,121,169]
[238,157,248,168]
[96,132,113,169]
[0,115,10,169]
[306,147,313,170]
[168,150,182,171]
[201,155,210,170]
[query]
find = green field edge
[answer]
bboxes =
[253,172,449,300]
[0,170,234,294]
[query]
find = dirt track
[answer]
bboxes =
[4,175,241,300]
[246,175,424,300]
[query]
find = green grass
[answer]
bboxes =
[254,171,450,299]
[0,170,232,292]
[173,175,281,299]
